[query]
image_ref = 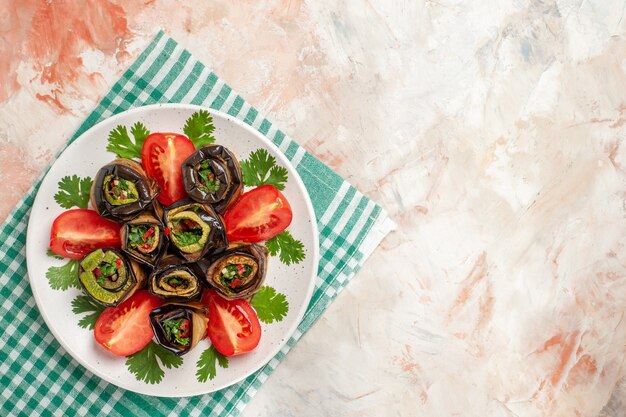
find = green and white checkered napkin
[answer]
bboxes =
[0,31,395,416]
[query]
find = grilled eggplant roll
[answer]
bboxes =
[148,255,202,301]
[120,212,166,267]
[78,248,146,307]
[163,199,227,262]
[149,302,208,356]
[181,145,243,213]
[202,244,268,299]
[91,159,159,222]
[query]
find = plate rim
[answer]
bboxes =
[25,103,319,397]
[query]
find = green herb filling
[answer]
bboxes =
[128,224,156,251]
[197,160,220,193]
[163,318,190,346]
[104,175,139,205]
[220,263,253,291]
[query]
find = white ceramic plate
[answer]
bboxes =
[25,103,318,397]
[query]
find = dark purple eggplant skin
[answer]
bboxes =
[200,244,268,299]
[148,254,203,301]
[148,303,206,356]
[181,145,243,213]
[91,159,159,223]
[162,199,228,262]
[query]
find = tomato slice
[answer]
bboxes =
[141,132,195,206]
[223,185,293,243]
[49,209,121,259]
[94,291,163,356]
[202,290,261,356]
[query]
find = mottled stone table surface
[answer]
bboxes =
[3,1,626,416]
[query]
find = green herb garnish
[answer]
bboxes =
[126,341,183,384]
[240,149,288,190]
[106,122,150,159]
[71,295,105,330]
[196,346,229,382]
[250,286,289,324]
[46,249,63,260]
[183,110,216,147]
[265,231,305,265]
[54,175,93,209]
[46,259,79,290]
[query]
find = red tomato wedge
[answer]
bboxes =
[141,132,195,206]
[202,290,261,356]
[49,209,121,259]
[223,185,293,243]
[94,291,163,356]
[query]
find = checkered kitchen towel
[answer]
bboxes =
[0,31,395,416]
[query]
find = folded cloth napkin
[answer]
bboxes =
[0,31,395,417]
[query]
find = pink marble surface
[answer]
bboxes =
[3,1,626,416]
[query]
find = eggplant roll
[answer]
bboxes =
[120,212,166,267]
[91,159,159,222]
[149,302,208,355]
[78,248,146,307]
[163,199,227,262]
[148,255,202,301]
[181,145,243,213]
[203,244,268,299]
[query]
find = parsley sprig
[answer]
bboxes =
[106,122,150,159]
[240,149,289,190]
[54,175,93,209]
[46,249,63,260]
[71,295,105,330]
[46,249,79,290]
[183,110,216,148]
[250,286,289,324]
[196,345,229,382]
[265,231,305,265]
[126,341,184,384]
